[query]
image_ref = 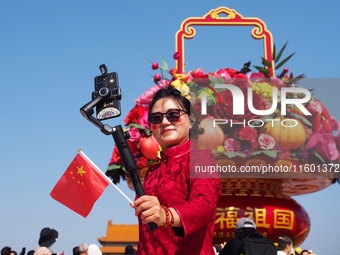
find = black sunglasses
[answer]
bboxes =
[148,109,188,124]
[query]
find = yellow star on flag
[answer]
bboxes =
[77,166,86,176]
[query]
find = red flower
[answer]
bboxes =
[238,126,258,142]
[136,156,149,169]
[109,146,122,165]
[190,68,209,79]
[224,68,238,77]
[190,68,210,87]
[108,141,138,166]
[124,104,149,126]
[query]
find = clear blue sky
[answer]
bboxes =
[1,1,339,255]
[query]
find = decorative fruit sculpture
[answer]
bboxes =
[151,62,159,70]
[153,74,161,83]
[261,118,306,150]
[139,136,160,160]
[196,116,225,150]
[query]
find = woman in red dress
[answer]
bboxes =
[131,86,221,255]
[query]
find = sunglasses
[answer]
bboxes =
[148,109,188,124]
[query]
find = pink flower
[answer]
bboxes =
[306,129,339,161]
[127,127,141,142]
[134,79,170,105]
[249,72,266,83]
[224,138,241,152]
[140,110,150,129]
[306,101,322,114]
[258,134,276,150]
[215,68,232,83]
[331,117,340,131]
[269,77,285,88]
[238,127,258,142]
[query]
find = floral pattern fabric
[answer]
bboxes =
[137,140,221,255]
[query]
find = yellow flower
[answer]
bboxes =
[251,82,274,99]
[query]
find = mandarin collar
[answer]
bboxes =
[161,139,192,161]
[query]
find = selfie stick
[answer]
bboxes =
[80,87,157,231]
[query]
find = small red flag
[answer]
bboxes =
[50,152,109,217]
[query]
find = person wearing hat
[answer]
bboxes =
[78,243,88,255]
[33,227,59,255]
[219,217,258,255]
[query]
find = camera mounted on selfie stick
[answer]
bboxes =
[80,64,157,231]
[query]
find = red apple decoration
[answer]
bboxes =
[140,136,160,160]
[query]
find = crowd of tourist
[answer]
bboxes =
[1,225,315,255]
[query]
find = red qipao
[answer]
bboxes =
[137,140,221,255]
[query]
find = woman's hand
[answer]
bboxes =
[131,195,166,227]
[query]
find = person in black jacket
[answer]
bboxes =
[219,218,257,255]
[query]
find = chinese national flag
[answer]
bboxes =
[50,152,109,217]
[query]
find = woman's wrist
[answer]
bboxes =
[159,205,174,228]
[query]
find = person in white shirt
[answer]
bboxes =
[277,235,293,255]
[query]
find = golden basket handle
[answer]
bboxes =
[175,7,274,76]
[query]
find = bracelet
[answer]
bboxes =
[168,207,174,226]
[159,205,174,228]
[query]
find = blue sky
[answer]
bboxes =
[1,1,339,255]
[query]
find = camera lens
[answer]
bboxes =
[99,87,110,96]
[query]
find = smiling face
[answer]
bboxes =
[150,97,192,151]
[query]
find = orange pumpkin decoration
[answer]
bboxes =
[261,118,306,150]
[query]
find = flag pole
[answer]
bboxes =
[78,149,134,204]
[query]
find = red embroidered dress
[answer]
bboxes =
[137,140,221,255]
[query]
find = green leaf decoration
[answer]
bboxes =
[253,65,270,77]
[261,57,272,68]
[251,150,278,158]
[275,52,296,70]
[201,88,217,105]
[289,73,306,84]
[272,44,276,61]
[209,75,225,86]
[129,123,148,130]
[262,150,278,158]
[222,151,247,158]
[107,164,126,172]
[274,41,289,63]
[159,58,169,71]
[286,112,312,126]
[144,58,153,64]
[250,151,262,156]
[145,129,151,136]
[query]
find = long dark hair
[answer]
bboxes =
[148,86,204,140]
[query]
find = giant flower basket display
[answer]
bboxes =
[106,7,340,246]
